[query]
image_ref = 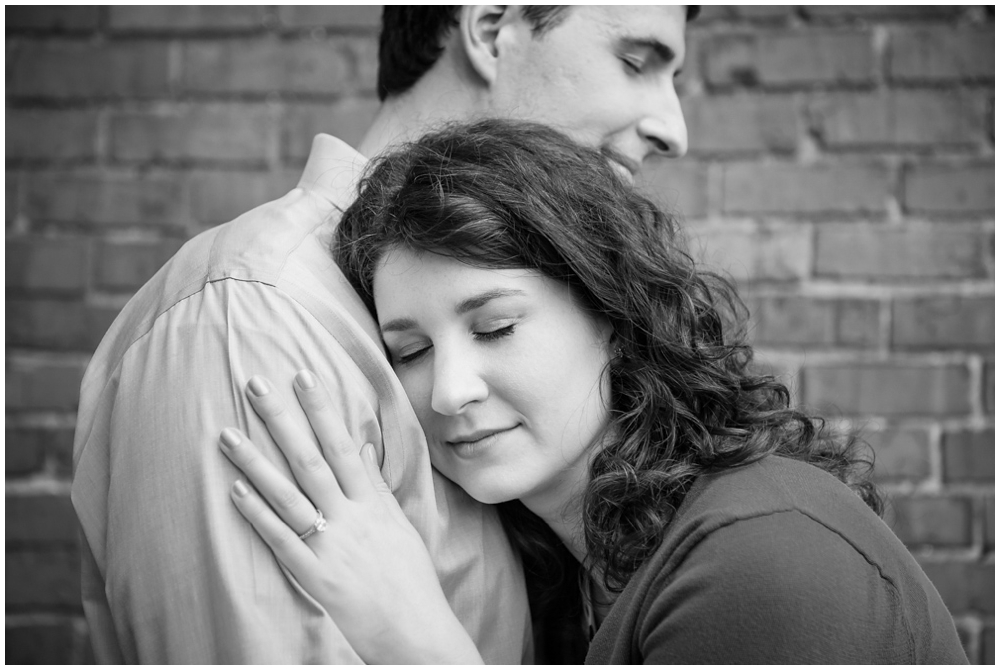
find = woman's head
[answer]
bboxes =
[336,119,880,590]
[337,120,665,509]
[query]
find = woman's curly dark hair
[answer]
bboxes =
[333,119,882,599]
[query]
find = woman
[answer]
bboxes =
[217,121,966,663]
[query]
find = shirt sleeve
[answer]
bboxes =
[73,279,382,663]
[638,510,915,664]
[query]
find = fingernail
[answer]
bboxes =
[233,480,249,497]
[220,427,242,450]
[296,369,317,389]
[364,443,378,467]
[248,376,269,396]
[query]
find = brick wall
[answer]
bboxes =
[6,6,994,664]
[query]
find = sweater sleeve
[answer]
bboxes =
[638,510,916,664]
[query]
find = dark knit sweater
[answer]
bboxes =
[585,456,967,664]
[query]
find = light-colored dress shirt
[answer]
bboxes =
[71,135,531,664]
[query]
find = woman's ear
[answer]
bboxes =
[458,5,517,87]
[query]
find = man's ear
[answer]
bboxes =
[458,5,519,86]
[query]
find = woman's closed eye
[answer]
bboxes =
[394,343,431,366]
[474,323,516,342]
[391,323,517,366]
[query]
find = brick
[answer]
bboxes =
[989,94,995,143]
[7,172,18,225]
[696,6,794,21]
[889,27,994,83]
[6,493,79,544]
[985,360,994,416]
[344,36,380,94]
[803,363,971,417]
[5,621,78,664]
[722,162,888,215]
[277,5,382,29]
[6,6,101,31]
[6,237,89,295]
[750,296,880,348]
[110,106,273,164]
[918,559,994,613]
[803,6,962,20]
[93,239,183,291]
[6,109,100,162]
[815,226,987,280]
[941,429,995,484]
[866,427,932,483]
[809,91,983,150]
[190,171,298,226]
[703,31,875,89]
[5,427,75,476]
[25,172,187,227]
[6,299,116,351]
[903,163,995,216]
[891,296,994,351]
[685,94,798,155]
[6,429,45,475]
[636,160,710,219]
[6,550,81,609]
[6,359,86,411]
[688,226,810,282]
[986,497,995,553]
[887,495,973,548]
[181,39,358,95]
[282,98,380,163]
[110,6,264,32]
[8,41,170,99]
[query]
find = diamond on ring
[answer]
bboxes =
[298,509,328,541]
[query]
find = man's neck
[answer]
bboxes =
[356,40,486,158]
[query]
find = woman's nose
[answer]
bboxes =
[430,350,489,415]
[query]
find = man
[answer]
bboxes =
[72,6,690,663]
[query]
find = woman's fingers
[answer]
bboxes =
[293,370,379,501]
[229,479,323,584]
[243,375,347,508]
[219,427,323,536]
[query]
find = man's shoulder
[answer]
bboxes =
[115,132,366,334]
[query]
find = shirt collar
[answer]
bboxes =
[297,134,368,209]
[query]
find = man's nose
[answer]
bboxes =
[638,89,688,159]
[430,349,489,416]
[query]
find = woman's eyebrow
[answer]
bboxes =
[455,288,526,315]
[379,288,526,334]
[380,317,417,334]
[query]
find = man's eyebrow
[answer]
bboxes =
[455,288,526,315]
[379,288,526,334]
[618,37,677,65]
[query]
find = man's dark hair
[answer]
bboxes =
[377,6,569,101]
[377,6,701,102]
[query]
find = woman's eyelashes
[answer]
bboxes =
[474,323,516,342]
[396,345,431,366]
[390,323,518,366]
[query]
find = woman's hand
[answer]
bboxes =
[218,370,483,665]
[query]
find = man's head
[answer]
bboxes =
[376,6,694,181]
